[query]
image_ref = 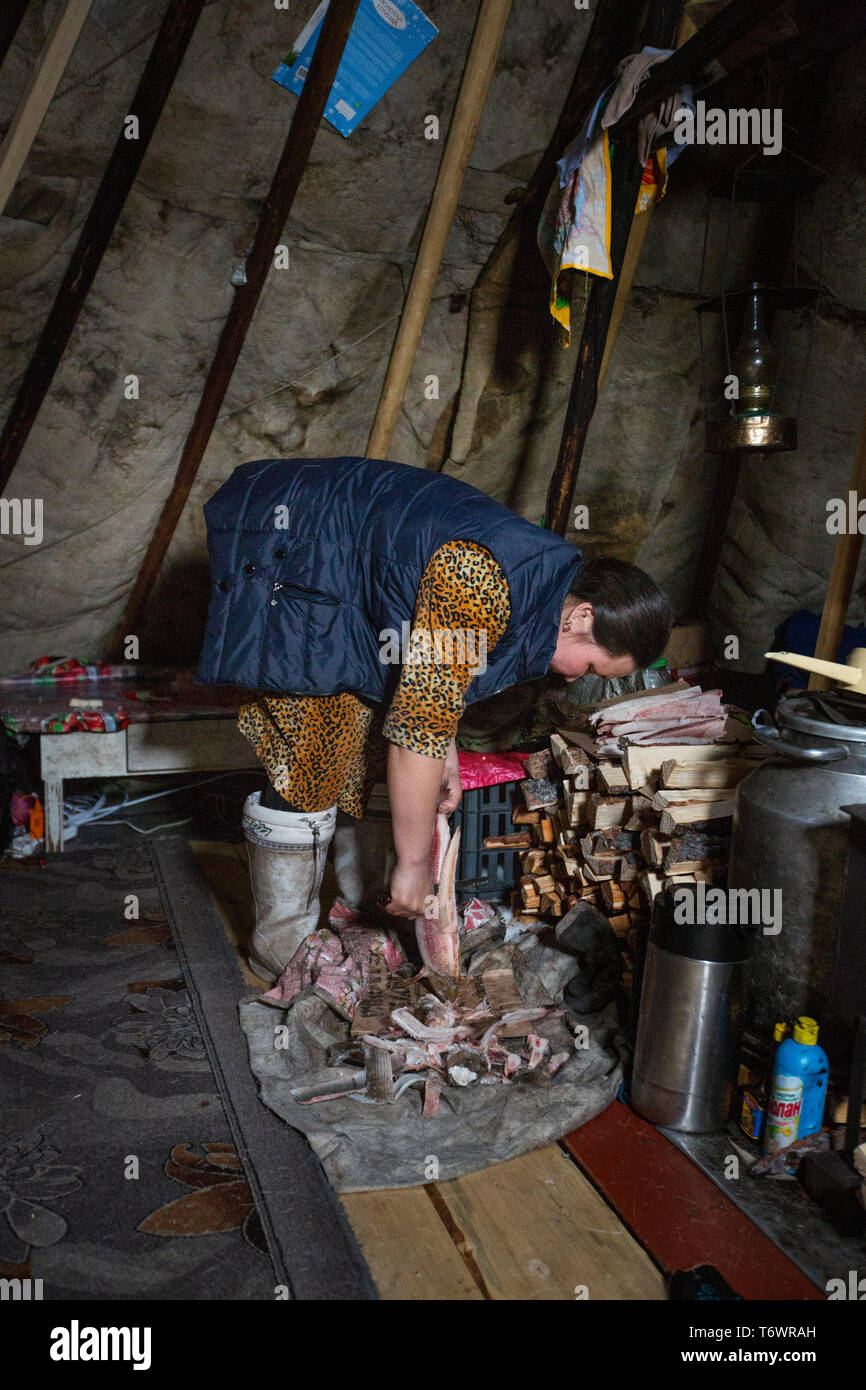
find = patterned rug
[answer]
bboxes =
[0,836,373,1300]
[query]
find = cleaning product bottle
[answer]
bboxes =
[762,1016,829,1156]
[739,1020,789,1141]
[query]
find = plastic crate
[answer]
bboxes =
[451,782,521,905]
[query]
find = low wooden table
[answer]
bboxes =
[39,717,259,852]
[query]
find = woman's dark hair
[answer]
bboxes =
[568,557,674,670]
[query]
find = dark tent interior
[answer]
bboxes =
[1,0,865,1331]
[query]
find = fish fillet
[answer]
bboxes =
[415,816,461,1000]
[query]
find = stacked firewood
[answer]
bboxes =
[482,730,767,992]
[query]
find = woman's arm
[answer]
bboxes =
[384,744,444,918]
[382,542,510,918]
[384,738,461,918]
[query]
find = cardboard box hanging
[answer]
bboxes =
[273,0,438,138]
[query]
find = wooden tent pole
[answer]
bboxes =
[545,0,792,534]
[596,199,651,394]
[545,121,647,535]
[0,0,94,215]
[0,0,208,495]
[366,0,513,460]
[595,5,697,394]
[111,0,362,652]
[808,405,866,691]
[0,0,30,71]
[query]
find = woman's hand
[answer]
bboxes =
[438,738,462,815]
[385,862,435,919]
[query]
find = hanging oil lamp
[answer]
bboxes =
[696,149,825,454]
[731,283,778,415]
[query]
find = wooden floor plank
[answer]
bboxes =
[341,1189,485,1301]
[433,1145,667,1301]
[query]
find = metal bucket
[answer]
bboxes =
[631,888,755,1133]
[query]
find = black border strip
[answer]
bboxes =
[148,835,377,1301]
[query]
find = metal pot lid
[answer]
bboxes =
[776,689,866,744]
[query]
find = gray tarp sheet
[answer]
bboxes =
[238,937,623,1192]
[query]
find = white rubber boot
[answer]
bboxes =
[242,792,337,984]
[332,783,396,909]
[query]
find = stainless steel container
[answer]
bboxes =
[631,888,755,1132]
[729,693,866,1063]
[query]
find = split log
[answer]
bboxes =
[624,795,656,830]
[660,758,761,789]
[550,733,594,775]
[483,831,532,849]
[617,852,641,882]
[512,807,542,825]
[640,870,665,904]
[591,795,628,829]
[597,762,629,792]
[567,790,592,824]
[624,742,761,789]
[582,861,616,882]
[640,831,670,868]
[606,913,631,938]
[662,833,730,874]
[653,786,742,809]
[664,870,711,892]
[658,803,735,835]
[539,893,564,917]
[604,879,641,910]
[523,748,555,779]
[581,829,638,855]
[520,777,560,810]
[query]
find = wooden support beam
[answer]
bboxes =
[707,0,866,106]
[809,405,866,691]
[0,0,207,495]
[597,208,652,393]
[595,3,695,396]
[366,0,513,460]
[546,0,793,535]
[0,0,30,71]
[441,0,644,470]
[607,0,794,135]
[111,0,362,651]
[0,0,94,215]
[545,121,647,535]
[511,0,645,224]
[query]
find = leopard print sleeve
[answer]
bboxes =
[382,540,511,759]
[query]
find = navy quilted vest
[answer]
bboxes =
[196,457,582,704]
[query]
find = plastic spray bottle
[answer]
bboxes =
[762,1016,829,1156]
[739,1020,789,1141]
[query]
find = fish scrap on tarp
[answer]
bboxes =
[239,927,624,1192]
